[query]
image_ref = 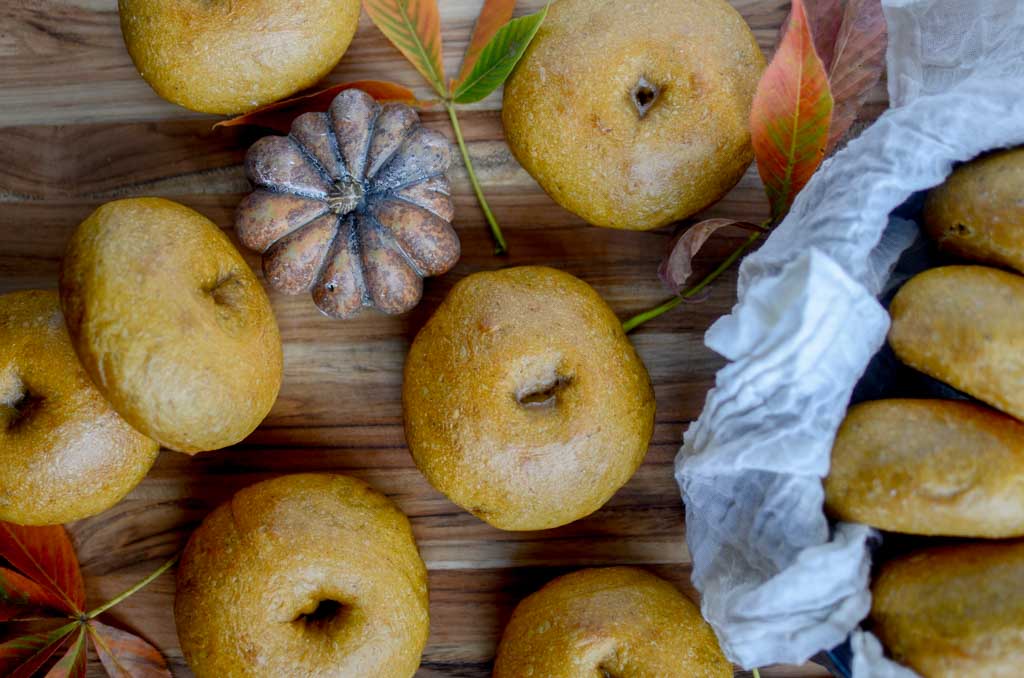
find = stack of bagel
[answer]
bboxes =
[823,147,1024,677]
[1,198,283,527]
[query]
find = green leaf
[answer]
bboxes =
[452,5,548,104]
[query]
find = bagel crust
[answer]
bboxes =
[502,0,764,230]
[59,198,283,454]
[871,539,1024,677]
[826,399,1024,537]
[494,567,731,677]
[0,290,159,525]
[118,0,362,114]
[175,474,429,678]
[402,266,655,531]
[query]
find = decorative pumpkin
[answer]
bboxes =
[235,89,459,318]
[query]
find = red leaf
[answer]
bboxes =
[0,566,68,620]
[88,621,171,678]
[0,623,78,678]
[44,627,86,678]
[454,0,516,89]
[827,0,887,151]
[0,523,84,614]
[750,0,834,223]
[363,0,447,95]
[659,220,760,293]
[213,80,423,134]
[777,0,844,71]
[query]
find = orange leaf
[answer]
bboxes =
[827,0,887,151]
[0,523,84,614]
[363,0,447,96]
[750,0,834,223]
[214,80,422,134]
[454,0,516,89]
[44,627,86,678]
[659,220,762,293]
[89,621,172,678]
[0,566,68,621]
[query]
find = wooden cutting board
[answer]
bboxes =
[0,1,885,675]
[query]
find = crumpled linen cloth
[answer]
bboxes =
[675,0,1024,673]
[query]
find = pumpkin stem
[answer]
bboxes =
[327,177,364,215]
[445,100,508,255]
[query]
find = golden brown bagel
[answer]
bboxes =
[871,539,1024,677]
[825,399,1024,537]
[494,567,731,678]
[118,0,362,114]
[923,147,1024,273]
[0,290,159,525]
[502,0,764,230]
[59,198,283,454]
[175,474,429,678]
[403,266,655,531]
[888,265,1024,421]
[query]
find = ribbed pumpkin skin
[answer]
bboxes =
[235,89,459,319]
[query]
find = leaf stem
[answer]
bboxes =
[622,230,762,333]
[753,669,762,678]
[444,100,507,255]
[85,553,179,620]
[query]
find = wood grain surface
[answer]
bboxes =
[0,0,886,675]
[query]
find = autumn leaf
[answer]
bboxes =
[453,5,549,104]
[827,0,887,151]
[89,621,171,678]
[659,220,762,293]
[214,81,422,133]
[750,0,833,223]
[0,521,175,678]
[0,523,83,614]
[1,566,68,621]
[0,623,78,678]
[454,0,516,88]
[363,0,447,96]
[45,627,87,678]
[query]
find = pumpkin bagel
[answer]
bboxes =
[502,0,765,230]
[118,0,362,114]
[174,474,429,678]
[403,266,655,531]
[494,567,731,677]
[1,290,159,525]
[59,198,283,454]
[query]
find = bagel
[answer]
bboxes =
[888,265,1024,421]
[402,266,655,530]
[174,474,429,678]
[923,146,1024,274]
[502,0,764,230]
[871,539,1024,677]
[0,290,159,525]
[118,0,362,114]
[494,567,731,677]
[825,399,1024,537]
[59,198,283,454]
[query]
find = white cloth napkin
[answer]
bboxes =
[676,0,1024,673]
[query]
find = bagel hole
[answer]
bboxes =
[291,599,349,634]
[204,271,244,307]
[516,373,572,409]
[630,76,661,118]
[1,376,43,431]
